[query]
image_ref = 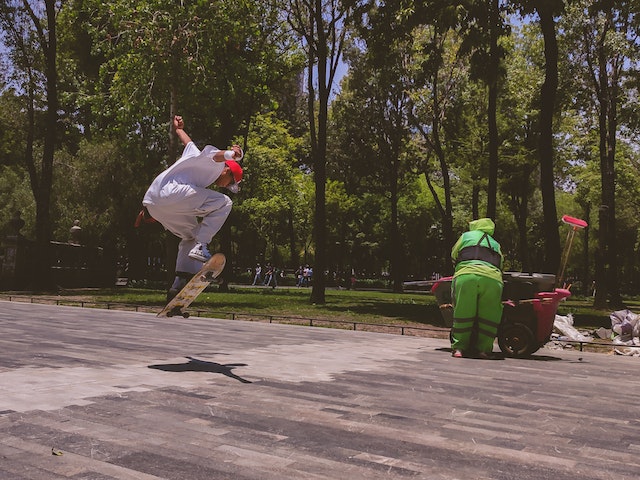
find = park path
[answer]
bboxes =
[1,300,638,479]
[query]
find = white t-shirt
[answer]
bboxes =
[143,142,225,204]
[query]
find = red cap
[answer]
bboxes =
[225,160,243,184]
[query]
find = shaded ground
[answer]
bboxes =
[1,301,639,480]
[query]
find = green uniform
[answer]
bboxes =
[450,218,504,354]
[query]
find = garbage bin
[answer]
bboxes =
[501,272,556,301]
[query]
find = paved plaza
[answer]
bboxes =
[0,300,638,479]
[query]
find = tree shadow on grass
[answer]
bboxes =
[323,302,445,326]
[148,356,252,383]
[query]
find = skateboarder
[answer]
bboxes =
[142,115,243,300]
[450,218,504,359]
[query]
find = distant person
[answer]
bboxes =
[302,265,311,286]
[252,263,262,286]
[142,115,243,300]
[450,218,504,359]
[295,265,304,287]
[263,264,273,286]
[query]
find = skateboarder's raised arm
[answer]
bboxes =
[173,115,243,162]
[173,115,193,146]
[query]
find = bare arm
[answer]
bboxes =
[173,115,242,161]
[212,144,243,163]
[173,115,192,146]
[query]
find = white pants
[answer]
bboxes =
[145,181,232,274]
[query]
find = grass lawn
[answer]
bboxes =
[98,286,447,331]
[1,284,619,333]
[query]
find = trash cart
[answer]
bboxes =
[431,272,571,357]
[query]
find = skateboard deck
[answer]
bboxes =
[157,253,226,318]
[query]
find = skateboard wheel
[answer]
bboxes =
[182,311,190,319]
[166,311,174,318]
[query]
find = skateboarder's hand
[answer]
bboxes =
[173,115,185,131]
[230,144,243,161]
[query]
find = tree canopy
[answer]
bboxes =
[1,0,639,306]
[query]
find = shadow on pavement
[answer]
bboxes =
[148,356,252,383]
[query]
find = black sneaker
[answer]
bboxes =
[166,288,180,302]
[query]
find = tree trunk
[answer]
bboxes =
[605,77,621,307]
[441,211,454,276]
[582,202,591,296]
[536,5,561,275]
[311,91,328,303]
[288,207,297,269]
[472,184,479,220]
[32,0,58,291]
[594,37,622,308]
[514,191,530,273]
[430,71,455,274]
[310,1,327,304]
[390,151,403,292]
[486,0,500,220]
[162,85,180,286]
[169,84,178,160]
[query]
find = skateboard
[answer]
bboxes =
[157,253,226,318]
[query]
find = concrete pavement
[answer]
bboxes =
[0,300,639,479]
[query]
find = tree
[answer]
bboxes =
[460,0,510,220]
[70,0,302,279]
[408,23,470,272]
[52,139,140,251]
[287,0,353,303]
[516,0,563,274]
[237,112,308,269]
[498,21,545,272]
[561,0,639,306]
[0,0,60,289]
[334,2,415,291]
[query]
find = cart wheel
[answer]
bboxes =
[498,323,536,358]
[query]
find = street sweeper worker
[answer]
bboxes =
[142,115,243,300]
[450,217,504,359]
